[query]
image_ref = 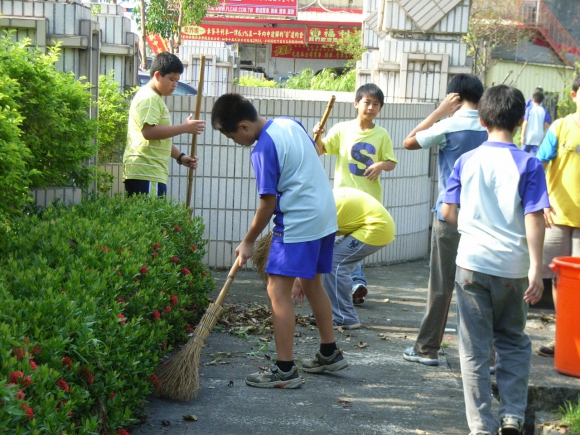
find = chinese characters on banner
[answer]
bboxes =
[306,27,358,44]
[146,34,171,55]
[271,44,350,59]
[208,0,297,17]
[181,24,305,44]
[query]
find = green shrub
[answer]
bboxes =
[0,32,97,190]
[233,75,276,88]
[0,194,214,434]
[97,72,136,164]
[280,68,356,92]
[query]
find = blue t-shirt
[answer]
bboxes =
[251,117,338,243]
[445,141,549,278]
[415,109,488,220]
[523,105,551,145]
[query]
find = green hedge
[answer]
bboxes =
[0,195,214,434]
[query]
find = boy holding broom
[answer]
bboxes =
[211,93,348,389]
[313,83,397,304]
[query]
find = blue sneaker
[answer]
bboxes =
[403,347,439,366]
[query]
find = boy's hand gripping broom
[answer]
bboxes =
[155,261,241,401]
[253,95,336,283]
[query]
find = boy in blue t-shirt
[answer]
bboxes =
[442,85,549,435]
[211,93,348,389]
[402,74,487,366]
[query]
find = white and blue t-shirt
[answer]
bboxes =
[416,110,488,221]
[251,117,338,243]
[444,141,549,278]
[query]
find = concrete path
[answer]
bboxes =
[131,260,580,435]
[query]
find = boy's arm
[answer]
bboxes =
[170,145,198,169]
[236,194,277,267]
[364,160,396,180]
[441,203,458,228]
[403,93,461,150]
[142,115,205,141]
[524,210,545,305]
[520,120,528,146]
[313,122,327,155]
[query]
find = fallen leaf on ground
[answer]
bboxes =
[357,342,368,348]
[183,415,198,421]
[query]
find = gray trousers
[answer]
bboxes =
[413,215,460,359]
[322,235,384,325]
[455,268,531,434]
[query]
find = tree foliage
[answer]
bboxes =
[464,0,535,86]
[133,0,219,53]
[327,29,365,69]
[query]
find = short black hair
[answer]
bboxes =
[211,93,258,133]
[355,83,384,108]
[447,74,484,104]
[150,52,184,78]
[478,85,525,132]
[532,92,544,104]
[573,75,580,93]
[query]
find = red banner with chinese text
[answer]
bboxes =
[271,44,350,59]
[181,25,305,44]
[306,27,358,44]
[208,0,297,17]
[146,34,171,55]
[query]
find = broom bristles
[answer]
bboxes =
[155,303,224,401]
[253,232,272,284]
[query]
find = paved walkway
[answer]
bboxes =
[131,260,580,435]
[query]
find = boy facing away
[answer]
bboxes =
[402,74,488,366]
[442,85,548,435]
[211,93,348,389]
[123,52,205,197]
[521,91,551,156]
[313,84,398,304]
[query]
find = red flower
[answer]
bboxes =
[21,403,34,419]
[9,371,24,384]
[152,309,161,322]
[56,378,70,393]
[101,246,109,253]
[164,305,172,314]
[174,225,181,232]
[192,244,198,251]
[79,369,95,384]
[202,271,207,277]
[134,277,140,283]
[12,347,26,361]
[109,391,116,400]
[140,265,148,274]
[29,359,38,370]
[170,295,178,306]
[15,389,25,400]
[185,324,194,334]
[151,251,158,258]
[62,356,73,369]
[118,314,126,325]
[117,297,126,305]
[31,346,41,355]
[20,376,31,387]
[153,243,162,250]
[171,255,180,263]
[118,429,130,435]
[148,374,161,388]
[181,267,191,275]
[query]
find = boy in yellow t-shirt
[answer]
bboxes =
[123,52,205,197]
[313,83,397,303]
[293,187,395,332]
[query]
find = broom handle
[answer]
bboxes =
[214,261,241,306]
[186,55,206,210]
[313,95,336,144]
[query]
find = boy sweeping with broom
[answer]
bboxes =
[211,93,348,388]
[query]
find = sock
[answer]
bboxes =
[320,342,338,358]
[275,360,294,373]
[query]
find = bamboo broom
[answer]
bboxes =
[186,55,206,211]
[155,261,241,401]
[253,95,336,284]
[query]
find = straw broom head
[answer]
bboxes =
[253,232,271,285]
[154,262,240,401]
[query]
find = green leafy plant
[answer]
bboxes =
[96,71,137,164]
[328,29,365,69]
[0,32,97,190]
[0,194,214,433]
[233,75,277,88]
[281,68,356,92]
[559,395,580,434]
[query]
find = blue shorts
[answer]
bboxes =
[265,232,335,280]
[124,179,167,197]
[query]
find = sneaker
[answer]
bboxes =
[245,365,302,389]
[499,416,522,435]
[536,341,554,357]
[333,322,361,330]
[352,284,368,305]
[490,366,496,375]
[403,347,439,366]
[302,349,348,373]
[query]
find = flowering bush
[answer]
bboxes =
[0,194,213,434]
